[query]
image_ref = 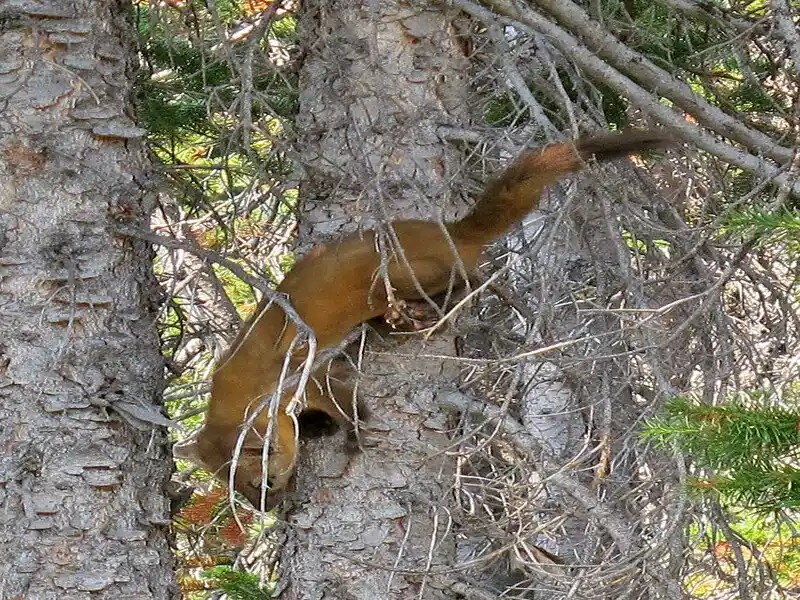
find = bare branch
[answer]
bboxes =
[456,0,800,195]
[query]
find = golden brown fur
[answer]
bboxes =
[173,129,673,509]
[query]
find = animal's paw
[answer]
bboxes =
[383,299,440,331]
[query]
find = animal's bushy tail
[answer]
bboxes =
[575,129,674,161]
[448,129,674,245]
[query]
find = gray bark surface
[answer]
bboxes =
[281,2,471,598]
[279,2,682,598]
[0,2,175,598]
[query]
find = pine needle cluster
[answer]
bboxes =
[722,208,800,247]
[644,395,800,511]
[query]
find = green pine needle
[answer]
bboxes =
[643,393,800,512]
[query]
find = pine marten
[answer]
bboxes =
[173,129,674,509]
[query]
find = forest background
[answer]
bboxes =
[1,1,798,599]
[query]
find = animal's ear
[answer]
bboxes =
[173,439,204,464]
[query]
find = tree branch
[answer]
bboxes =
[770,0,800,81]
[437,389,638,554]
[453,0,800,195]
[527,0,791,163]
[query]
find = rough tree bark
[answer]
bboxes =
[279,1,474,598]
[0,2,175,598]
[273,1,716,598]
[278,2,684,597]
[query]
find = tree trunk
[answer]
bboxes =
[280,2,472,598]
[0,2,175,598]
[278,2,705,598]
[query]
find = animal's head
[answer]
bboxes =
[173,367,361,510]
[173,419,297,511]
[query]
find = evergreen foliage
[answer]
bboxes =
[202,566,273,600]
[644,395,800,511]
[723,207,800,247]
